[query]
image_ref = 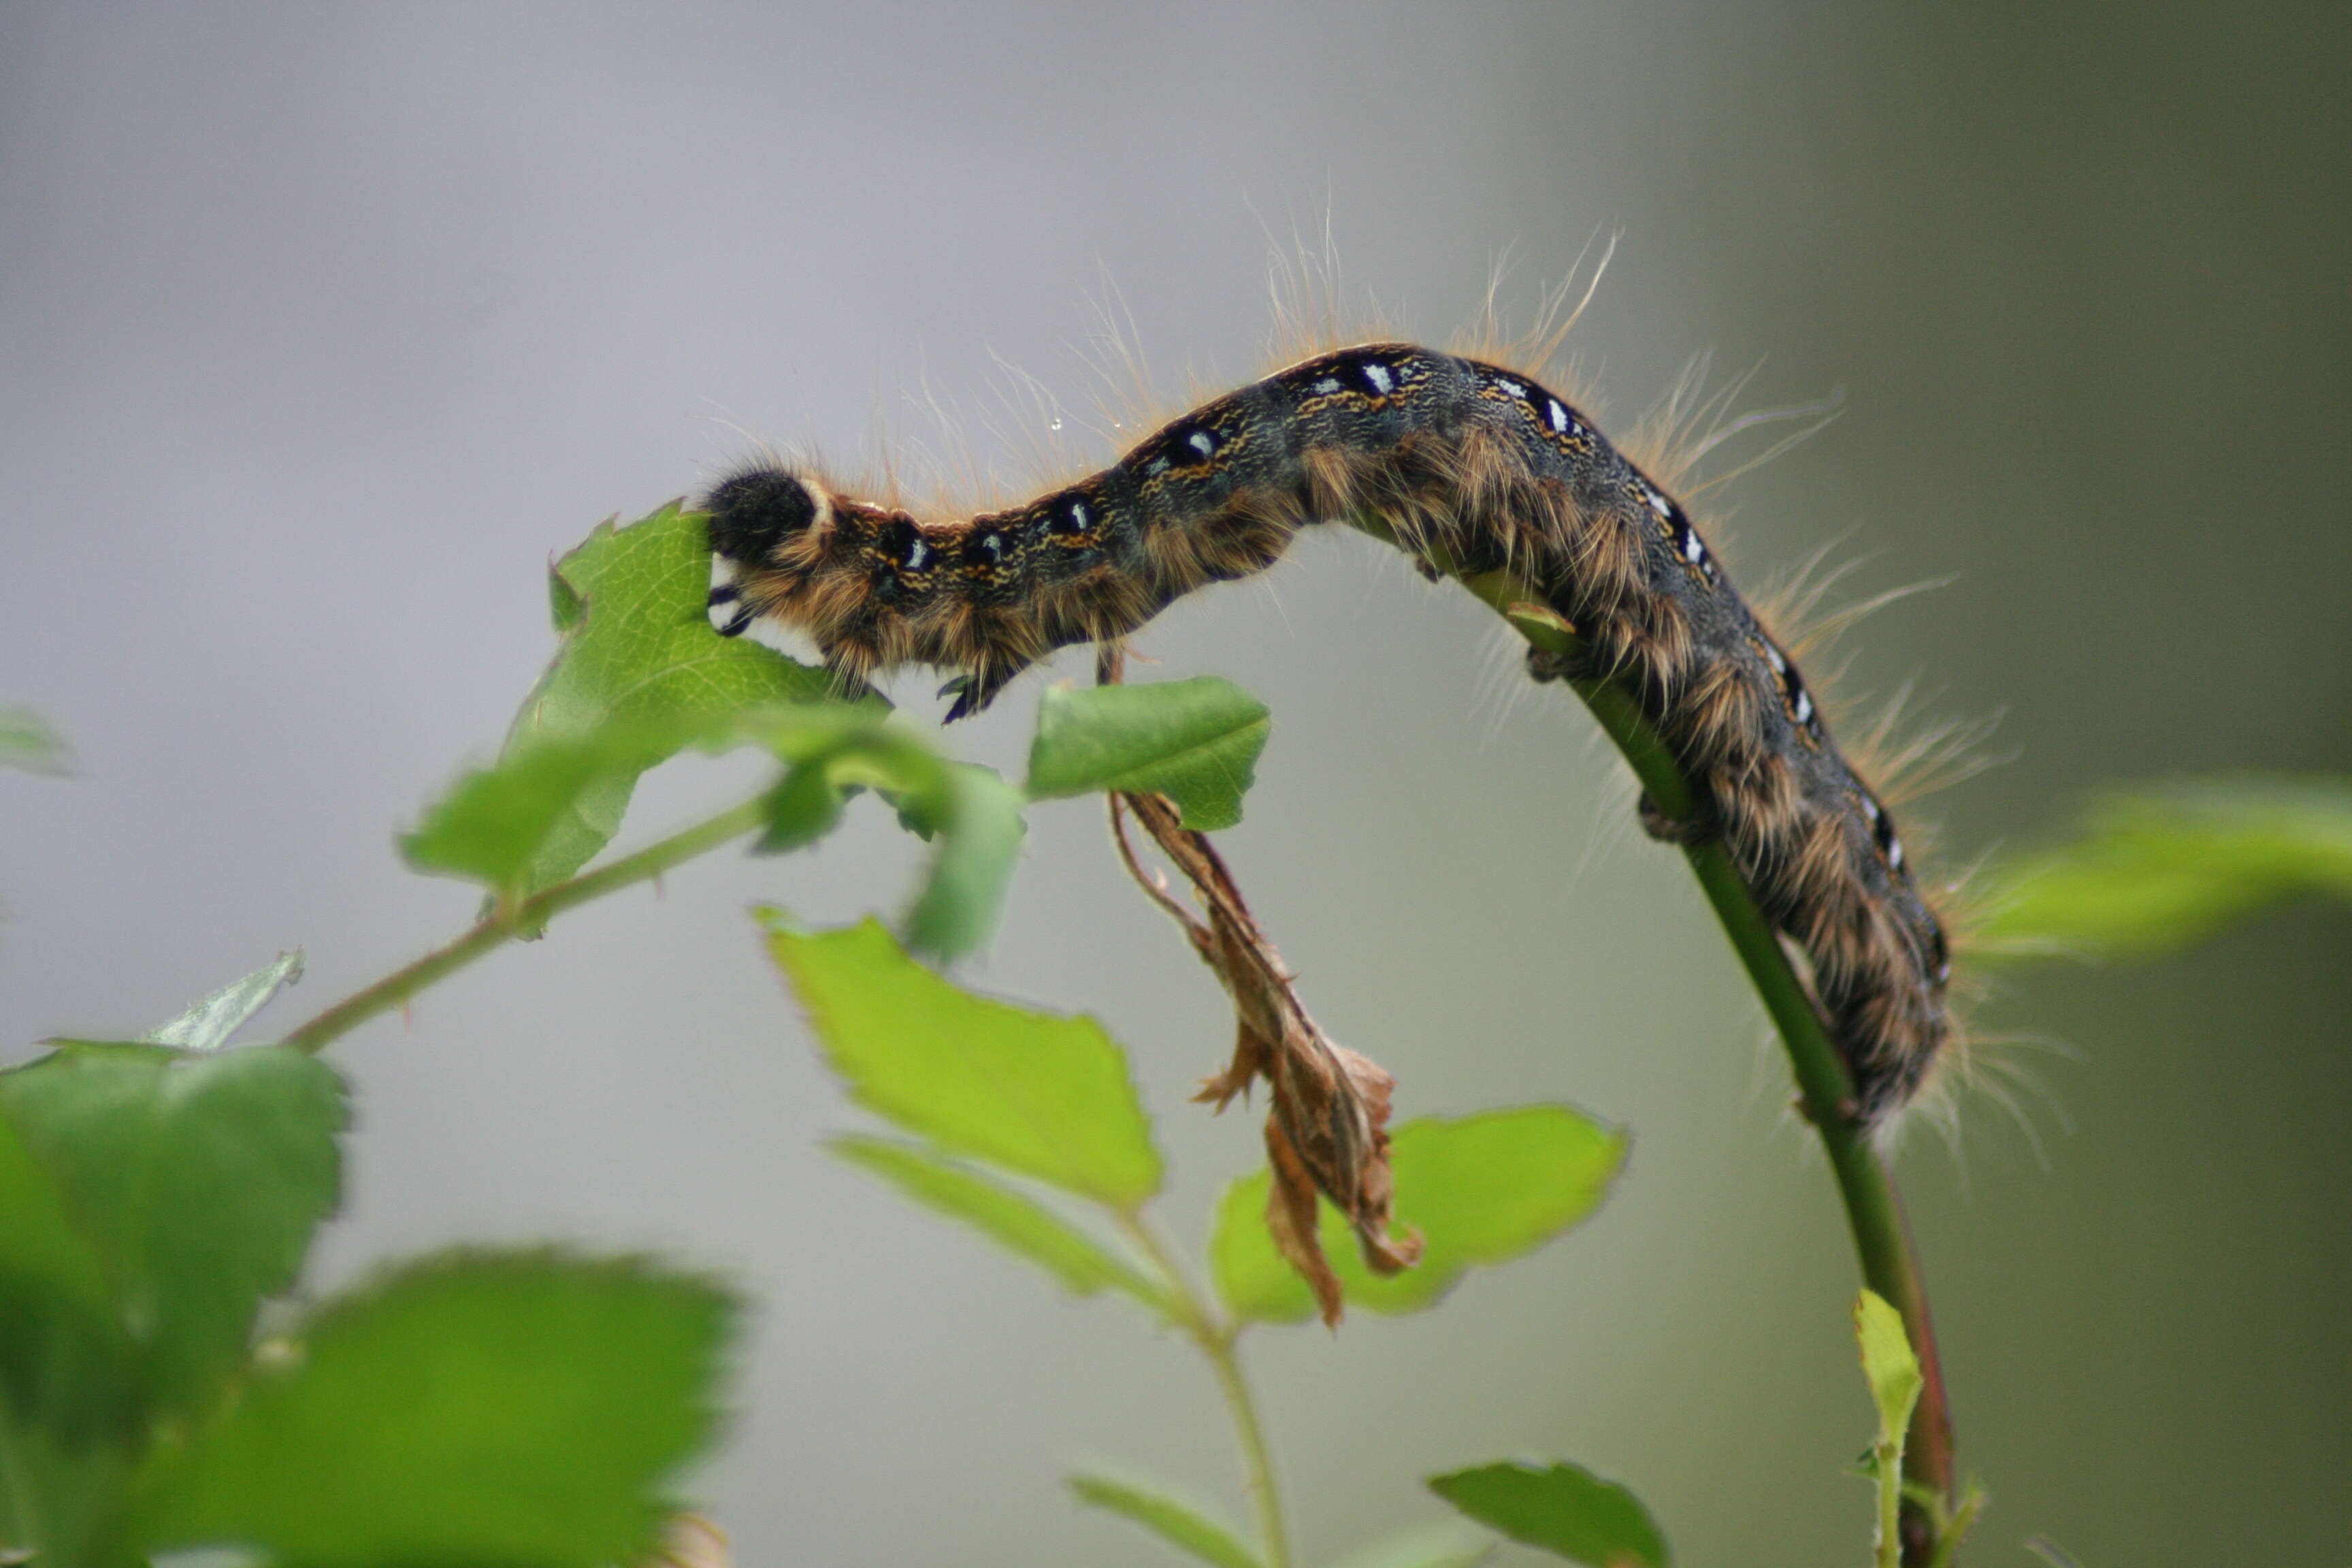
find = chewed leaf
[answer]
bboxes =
[496,502,842,892]
[0,706,72,776]
[1428,1461,1669,1568]
[1975,774,2352,960]
[1025,677,1271,830]
[1211,1107,1624,1325]
[764,916,1162,1207]
[142,951,305,1051]
[0,1044,345,1426]
[829,1136,1171,1315]
[1853,1290,1924,1451]
[1068,1472,1264,1568]
[131,1250,736,1568]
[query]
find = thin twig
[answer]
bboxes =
[275,796,771,1055]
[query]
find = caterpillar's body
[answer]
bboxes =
[706,343,1953,1123]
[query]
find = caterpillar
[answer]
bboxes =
[702,342,1954,1124]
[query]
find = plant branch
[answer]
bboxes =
[1351,522,1957,1556]
[1115,1211,1293,1568]
[275,796,772,1055]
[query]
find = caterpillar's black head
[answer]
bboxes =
[704,464,821,566]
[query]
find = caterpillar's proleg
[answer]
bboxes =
[704,343,1953,1123]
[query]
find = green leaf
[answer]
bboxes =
[829,1135,1171,1314]
[495,501,843,892]
[400,717,702,899]
[763,915,1162,1207]
[132,1250,736,1568]
[1853,1290,1923,1454]
[0,1044,346,1424]
[0,706,71,775]
[904,763,1026,958]
[0,1106,136,1441]
[142,951,305,1050]
[1211,1107,1625,1325]
[1975,775,2352,960]
[1068,1472,1264,1568]
[736,709,1026,958]
[1024,677,1271,830]
[1428,1461,1669,1568]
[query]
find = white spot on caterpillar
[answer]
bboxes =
[1886,834,1906,869]
[1644,485,1672,520]
[1862,796,1882,823]
[1362,361,1395,394]
[1145,457,1171,476]
[1763,642,1788,675]
[1070,500,1090,529]
[1188,430,1216,457]
[1682,532,1706,565]
[1313,377,1342,395]
[905,538,930,570]
[1496,377,1527,399]
[1546,399,1569,434]
[1793,688,1814,724]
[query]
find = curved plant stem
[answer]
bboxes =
[1117,1213,1293,1568]
[276,796,771,1056]
[1355,522,1957,1558]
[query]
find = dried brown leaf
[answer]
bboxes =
[1107,736,1419,1325]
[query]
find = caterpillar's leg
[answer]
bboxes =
[707,583,755,638]
[940,659,1034,723]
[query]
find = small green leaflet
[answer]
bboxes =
[1853,1290,1923,1446]
[828,1135,1171,1315]
[131,1250,736,1568]
[1068,1472,1264,1568]
[764,915,1162,1207]
[1974,774,2352,960]
[1024,677,1271,830]
[1428,1461,1669,1568]
[1211,1107,1624,1325]
[0,706,71,775]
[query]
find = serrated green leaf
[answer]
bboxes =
[1211,1107,1624,1325]
[0,706,71,776]
[764,915,1162,1207]
[0,1044,345,1424]
[131,1250,736,1568]
[830,1136,1171,1313]
[496,502,844,891]
[1069,1472,1264,1568]
[1975,774,2352,960]
[1853,1290,1923,1452]
[0,1106,136,1443]
[1024,677,1271,830]
[142,951,305,1051]
[1428,1461,1669,1568]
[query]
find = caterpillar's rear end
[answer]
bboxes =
[704,342,1954,1126]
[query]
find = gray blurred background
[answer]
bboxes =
[3,3,2347,1563]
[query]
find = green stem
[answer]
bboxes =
[275,796,770,1055]
[1364,529,1957,1552]
[1117,1213,1292,1568]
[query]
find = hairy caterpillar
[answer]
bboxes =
[703,342,1953,1123]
